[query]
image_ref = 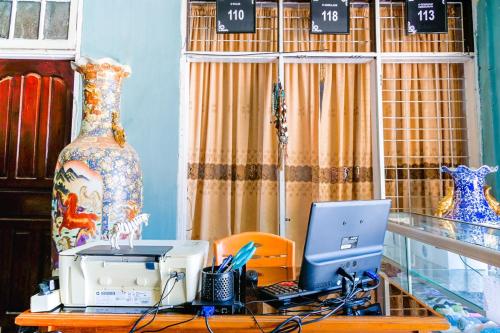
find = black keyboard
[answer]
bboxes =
[258,281,319,301]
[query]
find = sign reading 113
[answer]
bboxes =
[406,0,447,34]
[216,0,256,34]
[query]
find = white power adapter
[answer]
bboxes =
[30,289,61,312]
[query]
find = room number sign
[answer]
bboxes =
[216,0,256,34]
[406,0,448,34]
[310,0,350,35]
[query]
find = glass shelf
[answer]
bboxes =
[387,212,500,267]
[389,212,500,251]
[383,212,500,331]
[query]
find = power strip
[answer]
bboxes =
[30,290,61,312]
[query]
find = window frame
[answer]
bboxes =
[0,0,80,55]
[177,0,481,240]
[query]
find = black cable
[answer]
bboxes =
[129,276,177,333]
[142,314,199,333]
[459,255,483,277]
[270,315,302,333]
[135,278,177,332]
[243,304,266,333]
[204,315,214,333]
[129,278,171,333]
[270,275,368,332]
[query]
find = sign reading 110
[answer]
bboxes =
[216,0,256,34]
[310,0,350,35]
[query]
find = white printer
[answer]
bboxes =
[59,240,208,307]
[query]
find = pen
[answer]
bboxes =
[216,255,233,274]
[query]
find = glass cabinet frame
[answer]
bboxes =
[383,212,500,317]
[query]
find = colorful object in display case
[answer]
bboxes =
[51,57,143,265]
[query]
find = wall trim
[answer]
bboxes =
[177,0,189,241]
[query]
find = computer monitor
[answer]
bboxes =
[298,200,391,292]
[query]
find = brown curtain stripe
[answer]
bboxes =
[385,166,454,181]
[188,163,372,183]
[188,163,279,182]
[286,166,372,183]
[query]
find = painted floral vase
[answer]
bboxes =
[51,57,143,264]
[438,165,500,246]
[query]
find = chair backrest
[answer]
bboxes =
[213,232,295,268]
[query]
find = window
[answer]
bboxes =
[181,0,479,245]
[0,0,79,52]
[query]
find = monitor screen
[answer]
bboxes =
[298,200,391,292]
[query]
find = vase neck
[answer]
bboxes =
[76,62,128,138]
[451,172,486,198]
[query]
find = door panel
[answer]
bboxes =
[0,60,73,188]
[17,74,42,179]
[0,219,51,331]
[0,60,73,333]
[0,76,12,178]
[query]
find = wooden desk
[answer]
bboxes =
[16,268,448,333]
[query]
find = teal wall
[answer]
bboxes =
[477,0,500,196]
[79,0,181,239]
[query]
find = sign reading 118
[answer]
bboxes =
[310,0,350,35]
[322,10,339,22]
[216,0,256,34]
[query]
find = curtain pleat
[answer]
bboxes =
[285,63,373,260]
[187,62,279,241]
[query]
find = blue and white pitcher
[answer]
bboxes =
[439,165,500,247]
[441,165,500,224]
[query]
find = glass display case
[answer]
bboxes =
[383,213,500,332]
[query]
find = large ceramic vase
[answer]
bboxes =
[439,165,500,246]
[51,57,143,264]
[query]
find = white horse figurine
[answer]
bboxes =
[110,213,149,249]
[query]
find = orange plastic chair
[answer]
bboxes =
[213,232,295,268]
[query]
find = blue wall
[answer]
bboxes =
[80,0,181,239]
[478,0,500,196]
[77,0,499,237]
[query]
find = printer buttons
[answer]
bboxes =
[136,277,149,286]
[98,277,112,286]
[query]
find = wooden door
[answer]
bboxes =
[0,60,73,332]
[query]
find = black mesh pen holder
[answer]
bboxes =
[201,266,234,302]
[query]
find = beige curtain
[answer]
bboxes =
[285,63,374,259]
[383,63,467,214]
[380,4,462,52]
[187,62,278,241]
[381,5,467,214]
[189,4,277,52]
[188,4,279,242]
[283,5,372,52]
[187,3,465,246]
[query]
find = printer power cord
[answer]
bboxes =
[129,271,185,333]
[142,313,199,333]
